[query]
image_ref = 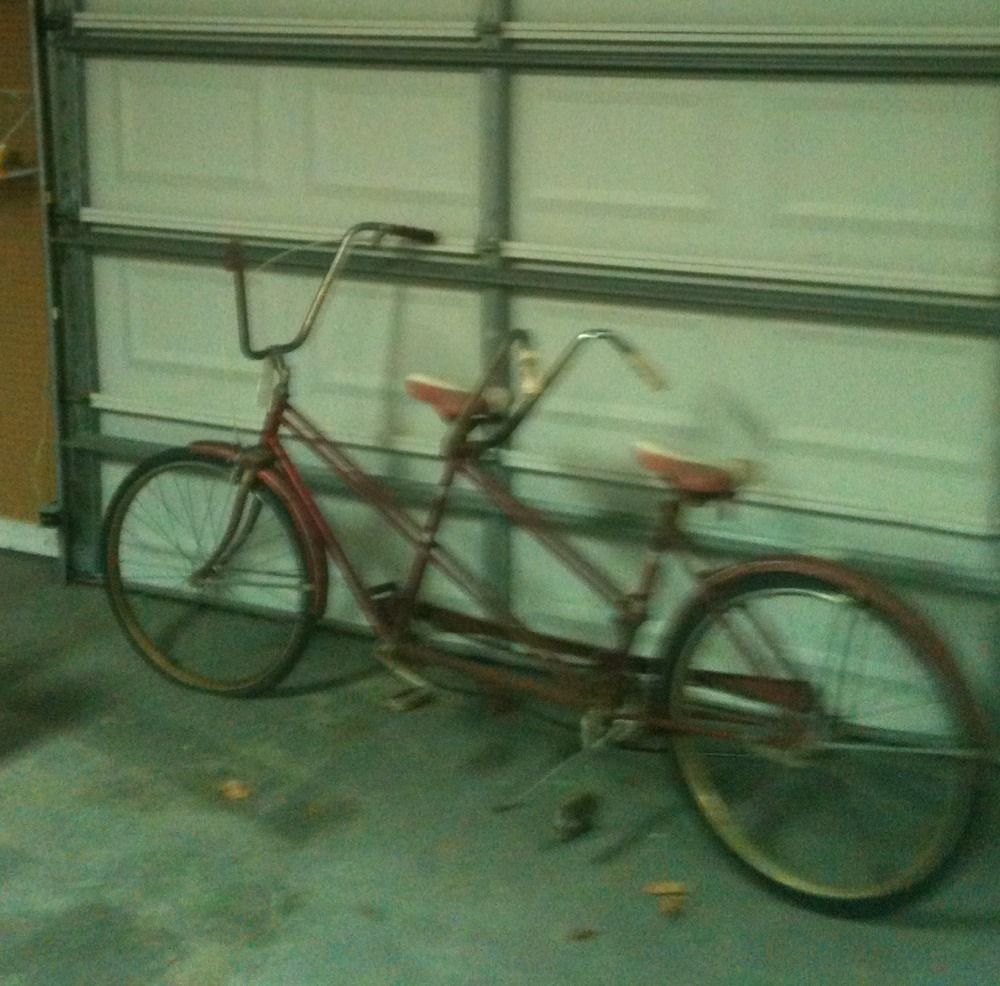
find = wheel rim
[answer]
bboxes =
[107,457,313,692]
[670,580,979,906]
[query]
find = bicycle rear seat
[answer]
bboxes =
[405,375,495,421]
[634,442,740,499]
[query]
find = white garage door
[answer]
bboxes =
[45,1,1000,653]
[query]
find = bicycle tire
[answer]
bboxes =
[663,559,988,916]
[103,447,321,696]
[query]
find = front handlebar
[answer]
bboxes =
[228,221,438,361]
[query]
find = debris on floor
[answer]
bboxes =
[219,779,254,801]
[553,792,599,841]
[382,686,435,713]
[644,879,688,917]
[567,927,599,942]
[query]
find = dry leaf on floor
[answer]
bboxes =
[643,880,686,896]
[219,779,253,801]
[658,894,686,917]
[644,878,688,918]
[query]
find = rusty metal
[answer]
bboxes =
[411,599,614,664]
[180,238,989,766]
[185,342,882,754]
[685,670,815,713]
[461,462,630,613]
[93,220,990,917]
[396,640,614,710]
[204,342,695,723]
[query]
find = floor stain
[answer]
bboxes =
[357,902,389,923]
[462,741,514,775]
[260,792,364,844]
[193,880,308,945]
[0,901,179,985]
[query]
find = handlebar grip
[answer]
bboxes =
[223,239,245,272]
[626,351,668,391]
[386,225,438,245]
[516,347,543,396]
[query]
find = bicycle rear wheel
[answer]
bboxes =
[103,448,321,696]
[664,561,988,915]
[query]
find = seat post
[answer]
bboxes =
[656,497,688,551]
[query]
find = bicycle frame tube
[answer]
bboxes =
[209,228,841,731]
[191,410,826,729]
[241,351,826,725]
[221,385,824,726]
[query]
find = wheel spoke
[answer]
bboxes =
[104,451,317,696]
[668,568,982,913]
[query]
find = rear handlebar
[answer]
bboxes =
[450,328,668,456]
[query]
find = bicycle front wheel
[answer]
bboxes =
[664,561,987,915]
[103,448,321,696]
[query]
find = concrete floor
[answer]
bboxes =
[0,549,998,985]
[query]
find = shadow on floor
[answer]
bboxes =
[0,684,111,760]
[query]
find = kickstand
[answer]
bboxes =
[492,712,638,813]
[375,642,436,710]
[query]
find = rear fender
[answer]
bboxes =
[658,554,990,745]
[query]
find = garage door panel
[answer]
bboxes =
[116,67,268,187]
[512,77,1000,292]
[509,295,999,532]
[94,255,481,450]
[511,77,736,263]
[302,69,478,219]
[757,84,1000,291]
[86,60,481,238]
[116,263,256,378]
[83,0,477,19]
[95,258,255,420]
[513,0,1000,30]
[302,280,482,445]
[767,88,998,231]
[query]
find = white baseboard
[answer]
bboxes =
[0,518,60,557]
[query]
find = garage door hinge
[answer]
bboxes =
[38,502,62,529]
[475,10,502,46]
[37,11,72,34]
[476,237,502,262]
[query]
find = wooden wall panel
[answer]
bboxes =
[0,1,55,524]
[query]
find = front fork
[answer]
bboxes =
[189,447,271,584]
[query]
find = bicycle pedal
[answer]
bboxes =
[608,718,642,744]
[382,685,435,713]
[580,711,641,749]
